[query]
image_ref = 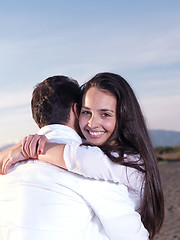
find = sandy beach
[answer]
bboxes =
[154,161,180,240]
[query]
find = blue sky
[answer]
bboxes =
[0,0,180,146]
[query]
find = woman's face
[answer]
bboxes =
[79,87,117,145]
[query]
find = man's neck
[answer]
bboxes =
[66,110,80,135]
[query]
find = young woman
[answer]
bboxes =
[67,72,164,239]
[1,72,164,239]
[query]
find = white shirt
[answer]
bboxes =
[0,124,149,240]
[64,142,145,211]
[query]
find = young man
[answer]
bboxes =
[0,76,148,240]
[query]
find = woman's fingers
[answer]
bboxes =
[22,134,38,159]
[37,135,48,155]
[2,147,26,175]
[2,158,15,175]
[2,158,9,175]
[22,135,33,158]
[22,134,48,159]
[2,156,16,175]
[29,134,42,158]
[1,134,48,175]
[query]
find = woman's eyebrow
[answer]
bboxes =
[82,106,115,113]
[99,109,115,113]
[81,106,90,110]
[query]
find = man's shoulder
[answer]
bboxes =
[38,124,82,144]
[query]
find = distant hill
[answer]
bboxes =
[149,130,180,147]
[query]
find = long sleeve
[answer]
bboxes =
[64,141,144,192]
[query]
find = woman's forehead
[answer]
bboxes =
[82,87,117,110]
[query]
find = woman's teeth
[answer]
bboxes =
[89,131,104,136]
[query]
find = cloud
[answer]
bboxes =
[0,89,32,109]
[140,95,180,131]
[0,16,179,91]
[0,104,38,146]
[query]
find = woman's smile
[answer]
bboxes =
[86,129,105,138]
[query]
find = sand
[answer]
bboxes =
[154,161,180,240]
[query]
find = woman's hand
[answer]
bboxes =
[22,134,48,159]
[1,144,26,175]
[23,134,67,169]
[1,134,48,175]
[1,134,66,174]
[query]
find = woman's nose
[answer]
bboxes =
[88,115,98,128]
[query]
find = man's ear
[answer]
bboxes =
[73,103,80,119]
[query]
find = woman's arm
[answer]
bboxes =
[1,135,143,193]
[22,134,67,169]
[36,138,143,191]
[1,135,68,175]
[38,142,66,169]
[64,142,144,189]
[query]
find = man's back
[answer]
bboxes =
[0,160,107,240]
[0,124,109,240]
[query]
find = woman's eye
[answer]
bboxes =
[102,113,111,117]
[81,111,90,115]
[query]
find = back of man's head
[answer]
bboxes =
[31,75,80,128]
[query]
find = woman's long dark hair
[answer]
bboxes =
[80,72,164,239]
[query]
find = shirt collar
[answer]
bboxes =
[38,124,82,144]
